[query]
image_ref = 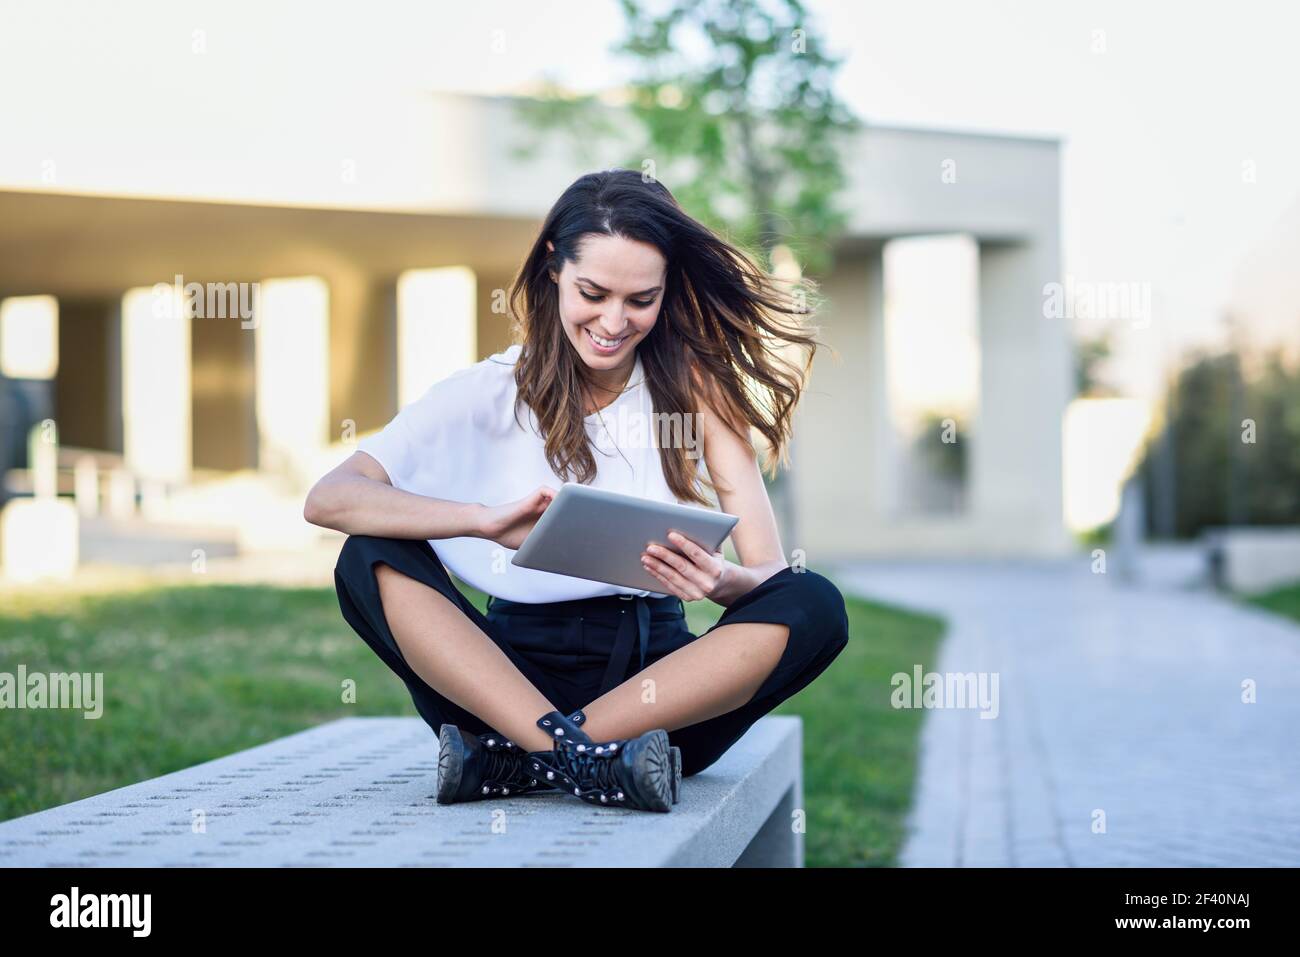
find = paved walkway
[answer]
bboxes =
[834,552,1300,867]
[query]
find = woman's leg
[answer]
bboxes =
[576,567,851,772]
[575,620,791,740]
[334,535,563,752]
[373,566,561,752]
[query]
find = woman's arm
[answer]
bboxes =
[305,451,558,549]
[696,392,790,605]
[641,374,790,606]
[303,451,486,540]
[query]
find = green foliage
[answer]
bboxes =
[0,584,420,822]
[779,595,944,866]
[911,410,967,481]
[1134,346,1300,538]
[1076,327,1118,397]
[1244,579,1300,621]
[513,0,860,276]
[1075,520,1113,549]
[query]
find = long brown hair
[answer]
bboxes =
[507,168,826,506]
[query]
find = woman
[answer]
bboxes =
[305,168,850,814]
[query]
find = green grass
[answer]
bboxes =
[0,579,942,866]
[1242,580,1300,624]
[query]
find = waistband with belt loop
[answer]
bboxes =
[487,593,682,697]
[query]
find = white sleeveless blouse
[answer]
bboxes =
[356,343,703,602]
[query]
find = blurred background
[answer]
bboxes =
[2,0,1298,590]
[1,0,1297,866]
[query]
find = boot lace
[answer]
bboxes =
[481,741,537,790]
[552,740,623,796]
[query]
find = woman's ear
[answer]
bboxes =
[545,240,557,282]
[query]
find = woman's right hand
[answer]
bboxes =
[478,485,559,551]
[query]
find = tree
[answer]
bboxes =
[1134,344,1300,538]
[513,0,859,277]
[1075,326,1119,397]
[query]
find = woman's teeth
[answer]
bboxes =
[586,328,626,348]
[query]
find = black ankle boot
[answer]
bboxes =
[565,709,681,805]
[528,710,674,812]
[436,724,553,804]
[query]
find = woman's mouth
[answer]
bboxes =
[585,327,628,353]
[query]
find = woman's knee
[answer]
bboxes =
[336,534,425,588]
[783,570,850,645]
[335,534,379,584]
[334,537,446,632]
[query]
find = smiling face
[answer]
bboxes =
[548,233,667,394]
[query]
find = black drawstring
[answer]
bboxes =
[597,596,653,697]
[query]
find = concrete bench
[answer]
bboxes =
[0,715,804,867]
[1201,525,1300,593]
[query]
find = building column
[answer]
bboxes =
[792,245,899,561]
[972,241,1073,552]
[864,247,902,523]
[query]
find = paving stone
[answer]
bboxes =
[837,556,1300,868]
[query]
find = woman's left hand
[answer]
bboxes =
[641,531,730,603]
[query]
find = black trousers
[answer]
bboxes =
[333,535,851,777]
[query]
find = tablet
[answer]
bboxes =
[510,482,739,594]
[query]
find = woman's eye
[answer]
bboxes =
[579,289,655,308]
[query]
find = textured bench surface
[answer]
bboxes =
[0,715,803,867]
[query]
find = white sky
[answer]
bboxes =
[3,0,1297,401]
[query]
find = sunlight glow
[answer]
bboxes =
[122,286,191,482]
[1062,397,1154,532]
[397,267,477,407]
[1,499,78,582]
[883,235,980,432]
[256,277,330,478]
[0,295,58,379]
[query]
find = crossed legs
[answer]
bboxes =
[373,562,789,752]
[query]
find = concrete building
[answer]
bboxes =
[0,91,1074,577]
